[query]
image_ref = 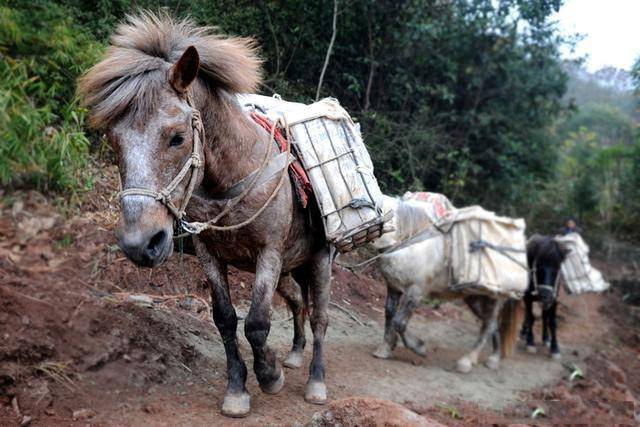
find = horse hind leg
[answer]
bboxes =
[485,331,501,370]
[276,275,306,369]
[457,296,502,374]
[372,286,401,359]
[294,246,332,405]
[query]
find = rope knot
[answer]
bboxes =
[191,152,202,168]
[156,189,171,204]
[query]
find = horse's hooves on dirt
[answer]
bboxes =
[283,351,304,369]
[485,355,500,370]
[456,358,473,374]
[261,368,285,395]
[372,345,393,359]
[526,345,537,354]
[550,352,562,361]
[411,343,428,358]
[304,381,327,405]
[221,392,251,418]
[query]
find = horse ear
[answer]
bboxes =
[170,46,200,93]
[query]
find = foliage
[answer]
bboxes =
[5,0,638,244]
[0,2,102,192]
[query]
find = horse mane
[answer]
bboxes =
[526,234,567,267]
[77,10,263,128]
[394,200,434,242]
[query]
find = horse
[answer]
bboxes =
[78,12,332,417]
[365,196,522,373]
[520,234,569,360]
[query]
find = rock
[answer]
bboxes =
[307,397,445,427]
[72,408,97,420]
[20,415,32,426]
[143,402,162,414]
[17,380,52,414]
[605,361,626,385]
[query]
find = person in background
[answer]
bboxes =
[562,217,581,235]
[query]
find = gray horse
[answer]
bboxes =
[78,12,331,417]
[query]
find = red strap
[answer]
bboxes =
[250,112,312,207]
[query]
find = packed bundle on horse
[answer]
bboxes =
[555,233,609,294]
[439,206,528,298]
[402,191,455,224]
[238,94,388,252]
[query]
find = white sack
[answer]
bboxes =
[237,94,387,252]
[440,206,528,298]
[555,233,610,294]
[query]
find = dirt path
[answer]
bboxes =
[1,183,638,425]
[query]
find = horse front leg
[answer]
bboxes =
[372,285,401,359]
[548,302,561,360]
[393,285,427,357]
[193,237,249,418]
[277,274,307,369]
[294,246,332,405]
[244,247,285,394]
[457,298,502,374]
[542,307,550,348]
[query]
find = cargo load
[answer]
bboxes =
[555,233,610,294]
[438,206,528,298]
[237,94,388,252]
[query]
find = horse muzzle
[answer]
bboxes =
[117,225,173,267]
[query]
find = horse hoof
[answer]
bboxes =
[283,351,304,369]
[456,358,473,374]
[261,368,285,395]
[221,392,251,418]
[485,355,500,370]
[372,345,393,359]
[411,343,428,358]
[304,381,327,405]
[544,340,551,348]
[526,345,537,354]
[550,352,562,361]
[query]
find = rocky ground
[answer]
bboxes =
[1,167,638,426]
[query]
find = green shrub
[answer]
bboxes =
[0,4,102,193]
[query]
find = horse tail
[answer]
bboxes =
[499,299,523,358]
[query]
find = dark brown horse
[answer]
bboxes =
[78,12,332,417]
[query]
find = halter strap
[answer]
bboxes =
[118,92,293,237]
[118,93,204,221]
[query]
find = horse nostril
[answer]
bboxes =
[145,230,167,258]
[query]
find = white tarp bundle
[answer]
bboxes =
[439,206,528,298]
[237,94,387,252]
[555,233,610,294]
[402,191,455,224]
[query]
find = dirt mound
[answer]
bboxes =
[308,397,445,427]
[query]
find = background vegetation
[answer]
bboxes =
[0,0,638,244]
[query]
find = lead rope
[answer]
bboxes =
[176,114,292,237]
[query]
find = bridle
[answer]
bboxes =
[530,258,561,302]
[117,91,293,237]
[118,92,204,230]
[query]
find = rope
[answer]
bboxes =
[338,227,441,270]
[118,88,292,238]
[178,115,292,236]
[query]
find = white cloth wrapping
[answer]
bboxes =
[237,94,387,252]
[555,233,610,294]
[438,206,529,298]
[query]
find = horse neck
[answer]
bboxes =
[197,88,267,193]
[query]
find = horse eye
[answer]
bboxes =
[169,134,184,147]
